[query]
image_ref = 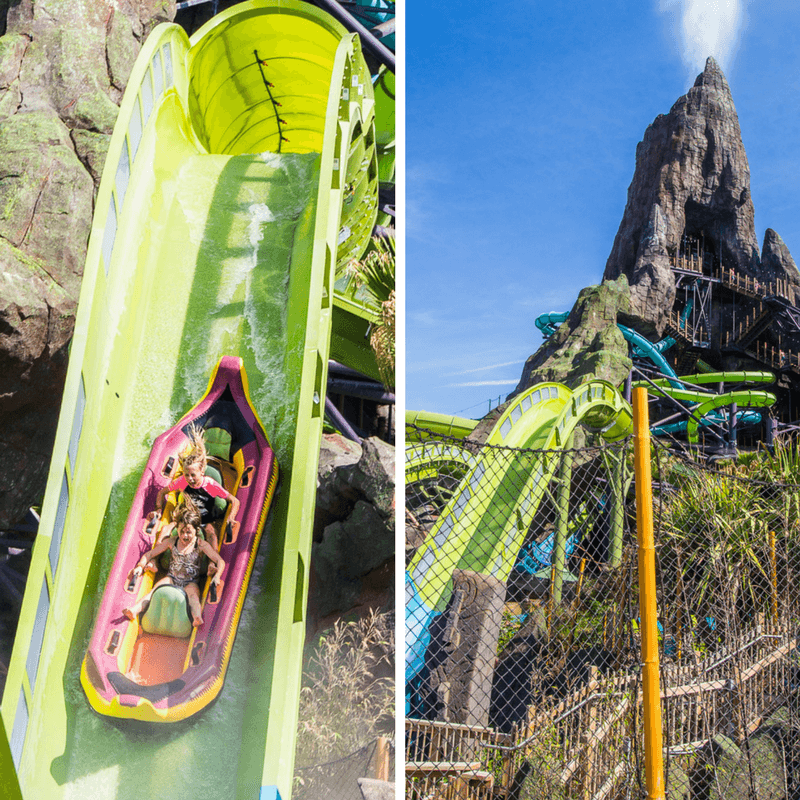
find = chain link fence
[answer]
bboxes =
[405,425,800,800]
[295,737,395,799]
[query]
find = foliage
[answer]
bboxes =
[518,722,568,800]
[346,235,395,388]
[294,610,394,770]
[498,605,528,655]
[655,443,800,640]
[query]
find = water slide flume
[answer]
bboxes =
[405,410,478,440]
[537,312,776,442]
[406,380,632,695]
[2,3,376,798]
[634,371,776,442]
[81,357,278,723]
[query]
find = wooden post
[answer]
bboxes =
[770,530,778,629]
[580,666,600,799]
[573,558,587,611]
[372,736,390,781]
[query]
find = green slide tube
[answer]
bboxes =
[634,373,776,443]
[407,380,632,616]
[643,371,775,388]
[405,410,479,440]
[683,390,776,443]
[1,3,377,799]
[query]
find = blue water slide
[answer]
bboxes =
[535,310,682,387]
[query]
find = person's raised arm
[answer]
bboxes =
[226,490,240,524]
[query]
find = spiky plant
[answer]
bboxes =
[346,235,395,388]
[294,610,394,771]
[661,466,771,634]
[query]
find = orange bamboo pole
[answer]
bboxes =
[632,387,665,800]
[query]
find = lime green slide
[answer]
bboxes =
[406,380,633,695]
[1,3,377,799]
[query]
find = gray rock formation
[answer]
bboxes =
[511,276,632,396]
[504,57,800,421]
[0,0,175,526]
[468,277,632,443]
[357,777,395,800]
[761,227,800,302]
[604,57,758,335]
[310,435,395,626]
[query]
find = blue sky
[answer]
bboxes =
[406,1,800,417]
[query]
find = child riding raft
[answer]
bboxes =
[124,500,224,628]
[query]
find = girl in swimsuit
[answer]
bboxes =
[150,424,240,562]
[124,504,224,628]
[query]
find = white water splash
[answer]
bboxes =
[658,0,746,78]
[247,203,275,252]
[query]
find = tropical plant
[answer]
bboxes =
[346,234,395,388]
[660,464,772,637]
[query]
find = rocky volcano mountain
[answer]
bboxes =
[501,57,800,429]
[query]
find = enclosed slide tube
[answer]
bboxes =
[536,311,681,386]
[406,380,632,701]
[537,312,776,441]
[2,4,377,799]
[405,409,478,441]
[638,372,776,443]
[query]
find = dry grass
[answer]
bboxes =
[295,609,394,769]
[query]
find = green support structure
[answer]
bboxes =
[0,716,23,800]
[609,449,626,568]
[551,446,573,607]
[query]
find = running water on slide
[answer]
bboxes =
[1,3,377,799]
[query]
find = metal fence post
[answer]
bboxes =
[552,447,573,607]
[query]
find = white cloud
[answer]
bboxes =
[658,0,746,78]
[447,360,523,376]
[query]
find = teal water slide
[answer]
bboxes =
[536,312,776,442]
[1,4,380,799]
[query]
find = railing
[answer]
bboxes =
[742,340,800,372]
[664,309,706,346]
[717,266,794,302]
[673,252,706,275]
[406,719,509,800]
[405,624,798,800]
[670,254,795,303]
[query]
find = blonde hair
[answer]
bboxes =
[179,422,207,472]
[173,495,201,530]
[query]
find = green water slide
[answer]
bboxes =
[635,371,776,443]
[1,3,378,799]
[405,410,478,441]
[406,381,632,679]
